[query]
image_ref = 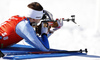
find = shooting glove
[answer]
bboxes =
[41,22,49,36]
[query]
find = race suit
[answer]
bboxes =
[0,15,50,51]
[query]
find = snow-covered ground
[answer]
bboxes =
[0,0,100,60]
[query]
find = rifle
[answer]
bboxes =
[42,15,76,26]
[35,15,77,35]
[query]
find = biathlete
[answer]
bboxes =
[0,2,63,51]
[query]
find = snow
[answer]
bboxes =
[0,0,100,60]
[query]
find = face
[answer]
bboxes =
[28,18,41,26]
[29,18,40,23]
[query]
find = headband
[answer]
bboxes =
[26,9,44,19]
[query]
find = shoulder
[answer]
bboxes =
[16,19,32,30]
[18,19,29,26]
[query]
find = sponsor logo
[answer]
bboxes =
[36,16,41,18]
[3,36,8,40]
[2,32,7,36]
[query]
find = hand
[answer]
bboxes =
[53,19,63,31]
[41,22,49,35]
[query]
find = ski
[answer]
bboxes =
[0,44,88,59]
[2,49,88,56]
[2,49,88,59]
[28,49,88,54]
